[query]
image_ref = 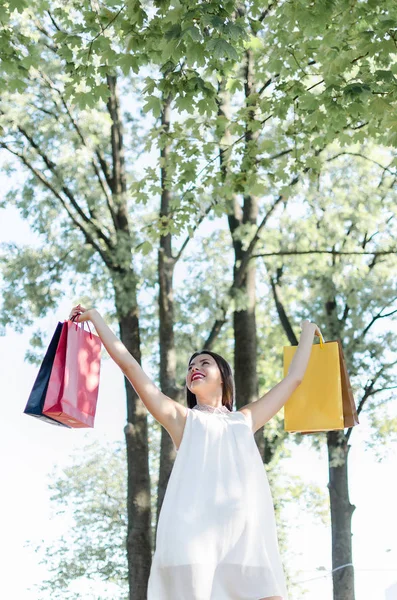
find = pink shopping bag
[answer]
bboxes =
[43,319,102,428]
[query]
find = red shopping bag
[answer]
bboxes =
[43,319,102,428]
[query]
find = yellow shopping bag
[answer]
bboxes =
[283,333,359,433]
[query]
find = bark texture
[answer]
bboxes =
[107,76,152,600]
[155,93,184,553]
[327,431,356,600]
[325,286,356,600]
[229,48,264,459]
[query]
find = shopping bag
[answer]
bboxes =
[283,333,359,433]
[24,322,71,428]
[42,319,102,428]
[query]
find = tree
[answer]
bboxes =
[27,439,128,600]
[256,148,397,599]
[2,2,397,598]
[1,47,153,599]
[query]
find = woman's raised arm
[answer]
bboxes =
[239,320,322,433]
[69,305,187,433]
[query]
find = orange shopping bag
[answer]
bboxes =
[283,333,359,434]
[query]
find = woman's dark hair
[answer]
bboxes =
[186,349,235,412]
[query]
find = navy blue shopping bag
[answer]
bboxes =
[24,322,71,428]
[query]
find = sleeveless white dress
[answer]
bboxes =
[147,404,289,600]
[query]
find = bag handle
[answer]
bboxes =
[318,331,325,348]
[70,315,93,339]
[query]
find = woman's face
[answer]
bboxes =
[186,353,223,394]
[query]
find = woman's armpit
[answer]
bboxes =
[235,408,255,432]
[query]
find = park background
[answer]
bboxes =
[1,200,397,600]
[1,2,397,599]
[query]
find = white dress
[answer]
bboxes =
[147,404,289,600]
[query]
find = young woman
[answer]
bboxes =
[69,304,322,600]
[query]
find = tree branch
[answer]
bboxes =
[35,70,118,233]
[173,203,213,263]
[346,358,397,442]
[106,74,131,239]
[253,248,397,258]
[233,186,296,290]
[202,308,228,350]
[57,94,117,229]
[362,297,397,337]
[268,148,293,161]
[198,191,287,350]
[95,149,114,191]
[258,76,275,96]
[14,120,113,249]
[0,143,113,269]
[68,123,117,230]
[326,151,396,177]
[366,385,397,396]
[46,10,63,32]
[258,1,279,22]
[86,4,126,65]
[27,102,59,120]
[267,265,298,345]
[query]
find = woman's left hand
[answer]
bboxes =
[300,320,323,338]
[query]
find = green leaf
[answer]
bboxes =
[95,83,111,103]
[182,26,202,42]
[370,96,393,115]
[186,42,206,67]
[249,18,263,35]
[207,38,239,61]
[342,83,372,98]
[298,93,319,111]
[249,181,267,196]
[224,22,246,42]
[164,23,182,41]
[139,241,153,255]
[8,0,28,12]
[175,94,195,113]
[142,95,163,118]
[373,69,396,84]
[225,77,244,93]
[118,54,140,75]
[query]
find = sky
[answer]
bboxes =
[1,170,397,600]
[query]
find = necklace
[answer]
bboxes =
[193,403,230,414]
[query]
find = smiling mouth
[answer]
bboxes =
[191,374,205,382]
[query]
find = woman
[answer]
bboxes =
[69,304,322,600]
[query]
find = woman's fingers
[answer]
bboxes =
[69,305,96,323]
[300,320,323,337]
[69,305,92,323]
[69,305,82,321]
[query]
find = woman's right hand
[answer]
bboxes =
[69,304,96,323]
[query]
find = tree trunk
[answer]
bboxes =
[229,197,263,459]
[229,47,265,460]
[108,75,152,600]
[327,431,356,600]
[155,92,184,551]
[112,273,152,600]
[324,281,356,600]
